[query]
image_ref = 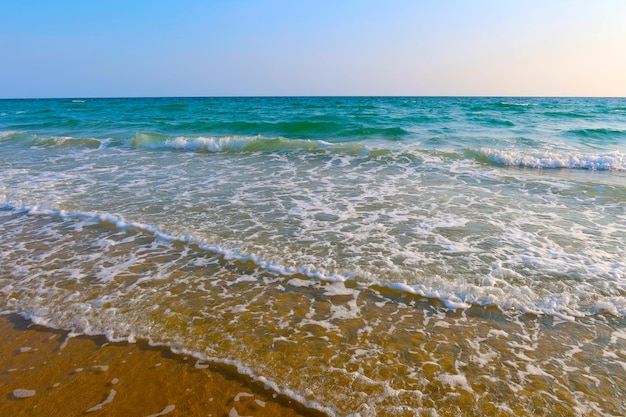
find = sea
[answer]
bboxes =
[1,96,625,416]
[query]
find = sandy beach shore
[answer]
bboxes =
[0,314,320,417]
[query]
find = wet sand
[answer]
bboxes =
[0,314,322,417]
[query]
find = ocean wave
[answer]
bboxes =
[567,128,626,139]
[466,101,535,113]
[472,148,626,171]
[31,135,106,148]
[4,129,626,172]
[1,130,372,155]
[476,118,515,127]
[131,132,369,155]
[0,131,112,148]
[541,111,593,119]
[165,120,410,140]
[0,130,21,140]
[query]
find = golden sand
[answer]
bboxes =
[0,315,322,417]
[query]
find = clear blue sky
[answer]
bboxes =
[1,0,625,97]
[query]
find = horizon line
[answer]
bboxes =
[2,94,626,100]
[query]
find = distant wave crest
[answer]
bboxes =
[567,128,626,139]
[498,101,533,107]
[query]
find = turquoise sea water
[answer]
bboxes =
[1,97,625,416]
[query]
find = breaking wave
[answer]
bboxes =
[472,148,626,171]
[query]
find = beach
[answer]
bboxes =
[1,96,625,416]
[0,314,315,417]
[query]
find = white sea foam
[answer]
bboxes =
[12,389,36,398]
[0,202,346,285]
[1,199,625,319]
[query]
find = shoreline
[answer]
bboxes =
[0,314,325,417]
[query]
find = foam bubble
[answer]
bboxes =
[146,404,175,417]
[85,389,116,412]
[13,389,36,398]
[194,360,209,369]
[234,392,254,401]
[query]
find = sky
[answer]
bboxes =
[1,0,625,98]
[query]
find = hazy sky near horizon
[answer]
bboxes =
[1,0,625,98]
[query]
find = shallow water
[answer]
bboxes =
[1,97,625,415]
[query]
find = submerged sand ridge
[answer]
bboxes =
[0,315,316,417]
